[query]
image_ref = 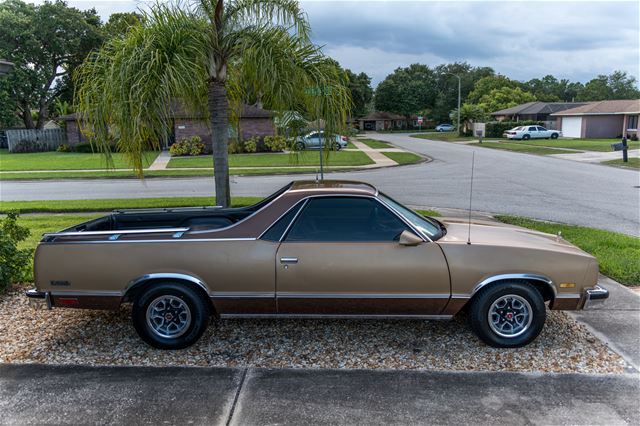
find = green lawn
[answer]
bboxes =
[382,152,423,165]
[514,138,640,152]
[496,216,640,286]
[478,142,577,155]
[0,196,263,213]
[358,138,392,149]
[601,157,640,169]
[0,149,159,171]
[168,151,373,168]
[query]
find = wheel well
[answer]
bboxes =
[123,278,216,316]
[470,278,555,303]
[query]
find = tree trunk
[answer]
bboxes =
[208,80,231,208]
[21,104,35,129]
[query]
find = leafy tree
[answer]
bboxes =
[374,64,436,116]
[103,12,144,41]
[577,71,640,101]
[0,79,19,128]
[76,0,351,207]
[431,62,494,122]
[523,75,562,102]
[466,75,520,105]
[449,103,487,133]
[477,86,536,113]
[345,69,373,117]
[0,0,103,128]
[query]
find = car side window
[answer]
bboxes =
[261,202,305,242]
[537,127,547,131]
[284,197,409,242]
[528,126,537,131]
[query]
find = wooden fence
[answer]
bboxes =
[6,128,66,152]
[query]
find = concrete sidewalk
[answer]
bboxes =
[549,149,640,163]
[570,275,640,372]
[1,364,638,425]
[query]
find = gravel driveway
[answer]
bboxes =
[0,289,626,373]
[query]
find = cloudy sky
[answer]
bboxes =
[51,0,639,86]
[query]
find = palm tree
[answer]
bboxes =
[75,0,350,207]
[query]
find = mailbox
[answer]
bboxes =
[473,123,486,138]
[611,142,625,151]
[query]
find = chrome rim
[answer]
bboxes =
[146,295,191,339]
[488,294,533,338]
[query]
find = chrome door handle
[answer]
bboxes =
[280,257,298,264]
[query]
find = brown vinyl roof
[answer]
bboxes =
[551,99,640,116]
[289,180,377,196]
[491,101,588,116]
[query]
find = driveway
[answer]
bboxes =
[1,364,638,425]
[2,133,638,235]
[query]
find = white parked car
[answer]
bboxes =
[503,126,561,140]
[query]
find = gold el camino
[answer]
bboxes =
[26,180,608,349]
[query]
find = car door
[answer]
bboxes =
[527,126,538,138]
[537,126,549,137]
[274,196,451,316]
[306,132,321,149]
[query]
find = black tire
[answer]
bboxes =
[132,282,210,349]
[295,142,305,151]
[550,133,559,139]
[522,134,531,140]
[469,282,545,348]
[332,142,341,151]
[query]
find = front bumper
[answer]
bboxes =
[581,284,609,309]
[25,289,52,310]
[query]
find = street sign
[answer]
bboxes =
[417,116,423,125]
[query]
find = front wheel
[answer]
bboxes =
[132,282,210,349]
[468,283,545,348]
[295,142,305,151]
[550,133,559,139]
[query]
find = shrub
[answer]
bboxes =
[170,136,205,156]
[11,139,50,153]
[485,121,544,138]
[243,136,258,153]
[57,143,71,152]
[228,139,243,154]
[0,212,33,292]
[73,142,94,153]
[263,135,287,152]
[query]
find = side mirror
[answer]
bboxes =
[398,230,423,246]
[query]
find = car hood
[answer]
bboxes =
[437,217,591,257]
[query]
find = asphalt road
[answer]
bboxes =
[2,133,638,235]
[1,364,638,425]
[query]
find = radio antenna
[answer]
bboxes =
[467,152,475,245]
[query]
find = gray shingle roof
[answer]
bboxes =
[491,102,589,116]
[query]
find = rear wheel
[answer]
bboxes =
[522,134,531,140]
[469,282,545,348]
[332,142,341,151]
[132,282,210,349]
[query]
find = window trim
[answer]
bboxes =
[270,194,431,243]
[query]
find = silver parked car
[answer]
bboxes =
[435,124,455,132]
[295,131,348,150]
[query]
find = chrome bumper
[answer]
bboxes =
[25,289,52,310]
[581,284,609,309]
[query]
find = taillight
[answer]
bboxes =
[341,136,347,141]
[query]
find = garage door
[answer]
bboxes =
[562,117,582,138]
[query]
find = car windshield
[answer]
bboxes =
[378,193,443,240]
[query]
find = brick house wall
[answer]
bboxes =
[174,117,275,148]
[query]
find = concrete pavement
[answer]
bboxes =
[1,133,639,235]
[1,364,638,425]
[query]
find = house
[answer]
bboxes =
[357,111,408,131]
[550,99,640,139]
[491,102,588,129]
[60,103,276,148]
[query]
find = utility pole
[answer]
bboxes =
[446,73,461,135]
